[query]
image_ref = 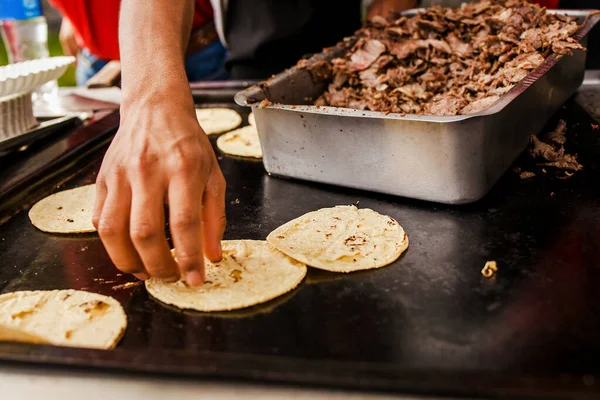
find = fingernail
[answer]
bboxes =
[134,272,150,281]
[185,270,205,286]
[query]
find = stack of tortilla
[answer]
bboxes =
[195,108,262,159]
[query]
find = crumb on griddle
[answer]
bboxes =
[481,261,498,278]
[111,281,142,291]
[519,171,536,180]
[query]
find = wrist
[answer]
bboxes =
[120,79,194,117]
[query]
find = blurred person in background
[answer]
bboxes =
[49,0,227,86]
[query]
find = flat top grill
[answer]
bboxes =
[0,87,600,399]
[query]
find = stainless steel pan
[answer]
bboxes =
[235,10,599,204]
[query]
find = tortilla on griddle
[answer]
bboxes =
[267,205,408,273]
[0,289,127,349]
[145,240,307,312]
[195,108,242,135]
[29,184,96,234]
[216,125,262,159]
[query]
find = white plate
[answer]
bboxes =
[0,56,75,99]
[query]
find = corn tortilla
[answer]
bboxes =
[267,205,408,273]
[216,125,262,159]
[195,108,242,135]
[0,289,127,349]
[146,240,307,312]
[29,184,96,234]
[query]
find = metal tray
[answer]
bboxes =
[0,115,82,156]
[236,10,600,204]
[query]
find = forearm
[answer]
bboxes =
[119,0,195,111]
[367,0,419,19]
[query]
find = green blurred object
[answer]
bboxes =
[0,32,76,87]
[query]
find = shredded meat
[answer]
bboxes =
[308,0,584,116]
[529,120,583,172]
[349,39,387,71]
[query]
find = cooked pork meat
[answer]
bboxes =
[307,0,584,116]
[349,39,387,71]
[529,120,583,171]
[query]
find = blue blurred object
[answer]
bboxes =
[76,41,229,86]
[0,0,43,21]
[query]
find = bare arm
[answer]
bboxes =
[58,18,80,59]
[119,0,193,112]
[367,0,419,19]
[93,0,226,286]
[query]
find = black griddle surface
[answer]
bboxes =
[1,101,600,399]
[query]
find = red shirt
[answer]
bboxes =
[49,0,214,61]
[536,0,560,8]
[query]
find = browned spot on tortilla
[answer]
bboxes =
[57,207,63,210]
[80,300,110,318]
[60,293,72,301]
[333,217,342,221]
[11,310,35,319]
[230,269,243,282]
[276,235,285,239]
[67,219,74,223]
[65,330,73,339]
[224,134,240,142]
[344,235,367,247]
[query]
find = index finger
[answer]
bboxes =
[202,168,226,262]
[168,173,205,286]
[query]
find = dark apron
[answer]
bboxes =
[223,0,362,79]
[222,0,598,77]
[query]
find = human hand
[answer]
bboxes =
[93,97,226,286]
[367,0,419,20]
[59,18,80,59]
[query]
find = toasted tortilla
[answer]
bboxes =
[145,240,307,312]
[29,184,96,234]
[267,205,408,273]
[0,290,127,349]
[248,112,256,127]
[216,125,262,158]
[195,108,242,135]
